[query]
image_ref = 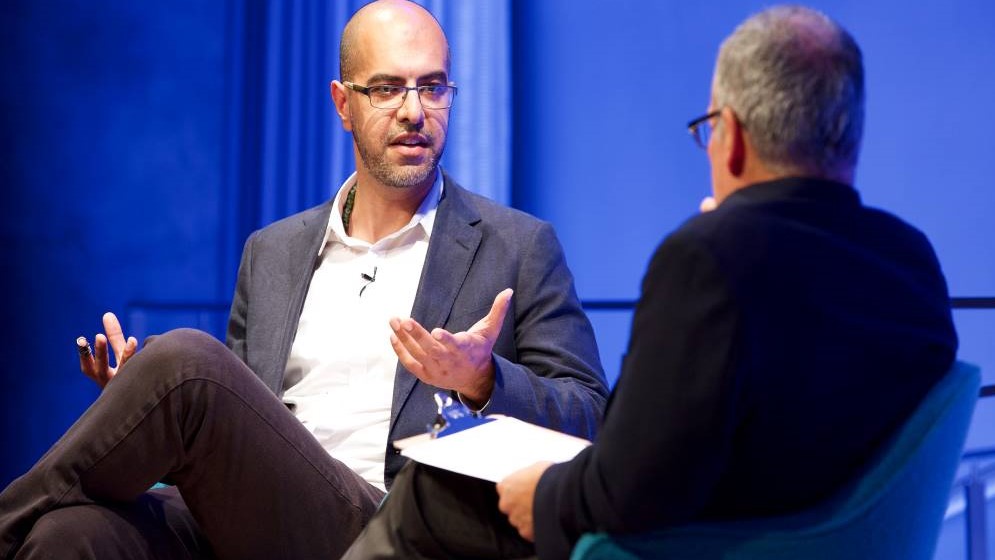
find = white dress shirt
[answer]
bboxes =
[282,172,443,491]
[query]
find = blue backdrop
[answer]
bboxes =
[510,0,995,456]
[2,2,993,553]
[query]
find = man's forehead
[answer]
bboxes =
[352,30,449,81]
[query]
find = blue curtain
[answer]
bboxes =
[426,0,512,205]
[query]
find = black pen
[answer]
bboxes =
[76,336,92,358]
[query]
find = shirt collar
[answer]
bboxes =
[318,170,445,256]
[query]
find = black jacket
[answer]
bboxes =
[534,177,958,559]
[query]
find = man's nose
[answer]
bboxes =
[396,88,425,125]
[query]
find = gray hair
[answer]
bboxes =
[712,5,864,177]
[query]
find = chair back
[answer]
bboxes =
[571,360,981,560]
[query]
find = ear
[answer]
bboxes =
[330,80,353,132]
[719,107,746,177]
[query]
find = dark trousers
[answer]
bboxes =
[342,462,536,560]
[0,329,384,560]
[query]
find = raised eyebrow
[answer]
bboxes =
[416,72,449,85]
[364,72,449,85]
[364,74,404,85]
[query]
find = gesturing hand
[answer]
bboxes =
[389,288,513,407]
[80,312,138,389]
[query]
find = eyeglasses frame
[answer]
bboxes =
[342,80,458,110]
[687,110,722,149]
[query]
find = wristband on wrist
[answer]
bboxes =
[455,390,491,415]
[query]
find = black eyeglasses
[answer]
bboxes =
[343,81,458,110]
[687,110,721,149]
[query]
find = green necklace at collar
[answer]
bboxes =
[341,183,357,232]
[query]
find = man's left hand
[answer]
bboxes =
[389,288,513,407]
[497,461,553,542]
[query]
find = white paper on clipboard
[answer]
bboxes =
[395,416,591,483]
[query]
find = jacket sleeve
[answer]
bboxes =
[225,231,256,365]
[483,222,609,441]
[533,230,743,559]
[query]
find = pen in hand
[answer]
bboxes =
[76,336,93,358]
[78,313,140,389]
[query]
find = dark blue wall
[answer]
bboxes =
[512,2,995,458]
[1,1,231,484]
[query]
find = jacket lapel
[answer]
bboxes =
[269,203,331,394]
[389,175,482,434]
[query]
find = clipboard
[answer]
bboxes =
[393,392,591,482]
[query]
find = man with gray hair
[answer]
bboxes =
[345,5,957,559]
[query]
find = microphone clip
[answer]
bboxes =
[359,266,377,296]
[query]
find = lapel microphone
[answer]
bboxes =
[359,266,377,296]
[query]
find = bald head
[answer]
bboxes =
[340,0,450,82]
[329,0,453,193]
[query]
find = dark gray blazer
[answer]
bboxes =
[226,174,608,488]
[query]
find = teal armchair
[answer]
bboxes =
[571,361,981,560]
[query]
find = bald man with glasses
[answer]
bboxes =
[0,2,607,558]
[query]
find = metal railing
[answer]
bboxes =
[581,296,995,311]
[956,419,995,560]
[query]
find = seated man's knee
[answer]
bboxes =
[144,328,226,360]
[128,329,237,384]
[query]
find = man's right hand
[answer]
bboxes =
[80,312,138,389]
